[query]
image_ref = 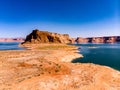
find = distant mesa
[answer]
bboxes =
[0,38,25,42]
[22,29,72,44]
[1,29,120,44]
[22,29,120,44]
[76,36,120,43]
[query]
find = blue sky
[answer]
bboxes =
[0,0,119,38]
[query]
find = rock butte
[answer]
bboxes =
[0,29,120,90]
[22,29,72,44]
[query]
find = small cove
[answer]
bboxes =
[72,43,120,71]
[0,42,24,50]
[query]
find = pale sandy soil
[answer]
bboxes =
[0,44,120,90]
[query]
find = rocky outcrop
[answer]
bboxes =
[76,36,120,43]
[75,37,89,43]
[22,29,72,44]
[70,38,76,44]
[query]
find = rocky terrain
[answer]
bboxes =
[0,38,24,42]
[22,29,72,44]
[76,36,120,43]
[0,44,120,90]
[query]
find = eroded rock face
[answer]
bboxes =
[22,29,71,44]
[76,36,120,43]
[75,37,88,43]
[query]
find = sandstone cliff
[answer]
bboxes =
[75,37,89,43]
[22,29,72,44]
[76,36,120,43]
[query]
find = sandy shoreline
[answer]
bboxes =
[0,44,120,90]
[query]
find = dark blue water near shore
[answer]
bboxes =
[0,42,24,50]
[72,43,120,71]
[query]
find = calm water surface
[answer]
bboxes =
[0,42,24,50]
[72,43,120,71]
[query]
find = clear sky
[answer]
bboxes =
[0,0,119,38]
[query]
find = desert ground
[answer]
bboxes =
[0,44,120,90]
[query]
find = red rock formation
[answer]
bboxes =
[22,29,72,44]
[70,38,76,44]
[76,37,88,43]
[0,38,24,42]
[76,36,120,43]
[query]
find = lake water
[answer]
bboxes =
[0,42,24,50]
[1,42,120,70]
[72,43,120,71]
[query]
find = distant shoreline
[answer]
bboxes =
[0,38,25,42]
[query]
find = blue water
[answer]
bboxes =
[72,43,120,71]
[0,42,24,50]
